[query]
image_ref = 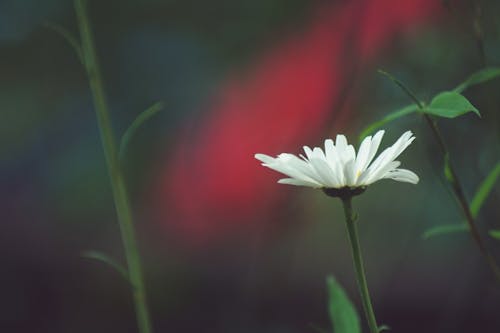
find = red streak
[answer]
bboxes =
[156,0,441,243]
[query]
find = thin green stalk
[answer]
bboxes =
[341,197,379,333]
[380,69,500,282]
[377,70,424,109]
[74,1,153,332]
[423,115,500,281]
[472,0,487,67]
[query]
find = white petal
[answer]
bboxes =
[354,135,372,175]
[364,147,393,176]
[278,178,321,187]
[359,161,400,185]
[344,145,356,163]
[366,130,384,167]
[312,147,327,160]
[324,139,335,158]
[325,139,344,185]
[383,168,419,184]
[309,157,340,187]
[255,153,276,165]
[335,134,348,153]
[303,146,314,159]
[343,159,357,186]
[390,131,415,160]
[264,154,322,186]
[362,131,414,182]
[335,134,356,164]
[278,154,323,184]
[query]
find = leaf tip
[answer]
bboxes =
[378,324,391,332]
[489,229,500,240]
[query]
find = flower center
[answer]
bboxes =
[322,186,367,199]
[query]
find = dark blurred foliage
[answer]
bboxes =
[1,0,500,332]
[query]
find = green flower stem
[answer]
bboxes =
[423,114,500,281]
[341,197,379,333]
[74,1,153,332]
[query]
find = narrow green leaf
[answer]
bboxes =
[453,67,500,93]
[358,104,418,142]
[378,325,390,332]
[422,224,468,240]
[43,21,84,64]
[424,162,499,240]
[489,230,500,240]
[470,162,500,218]
[327,276,361,333]
[425,91,480,118]
[81,250,129,282]
[119,101,164,160]
[443,153,454,183]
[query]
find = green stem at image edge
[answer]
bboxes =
[341,197,379,333]
[379,70,500,282]
[74,1,153,333]
[423,114,500,282]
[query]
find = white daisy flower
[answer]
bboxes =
[255,130,418,197]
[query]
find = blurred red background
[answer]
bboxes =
[160,0,441,243]
[2,0,500,332]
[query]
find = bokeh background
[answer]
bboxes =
[1,0,500,332]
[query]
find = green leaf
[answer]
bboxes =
[443,153,454,183]
[422,224,468,240]
[453,67,500,93]
[423,162,499,240]
[470,162,500,218]
[425,91,480,118]
[43,21,84,64]
[378,325,391,332]
[358,104,418,142]
[119,101,164,160]
[81,250,129,282]
[327,276,361,333]
[489,230,500,240]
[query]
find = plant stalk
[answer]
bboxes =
[74,1,153,332]
[341,197,379,333]
[423,114,500,281]
[381,68,500,281]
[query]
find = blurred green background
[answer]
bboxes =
[1,0,499,332]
